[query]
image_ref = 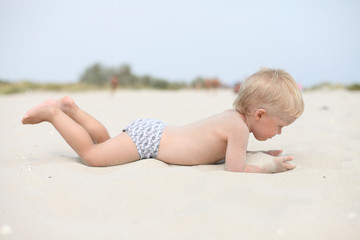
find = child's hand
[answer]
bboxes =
[263,150,283,156]
[263,156,296,173]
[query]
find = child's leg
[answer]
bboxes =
[57,96,110,144]
[22,99,139,167]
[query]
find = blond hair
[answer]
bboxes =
[233,68,304,121]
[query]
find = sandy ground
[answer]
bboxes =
[0,89,359,240]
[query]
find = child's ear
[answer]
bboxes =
[255,109,266,120]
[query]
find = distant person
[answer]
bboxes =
[22,68,304,173]
[233,82,241,94]
[204,78,221,90]
[110,75,118,96]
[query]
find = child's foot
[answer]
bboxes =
[22,99,58,124]
[57,96,78,117]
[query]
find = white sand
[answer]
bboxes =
[0,89,359,240]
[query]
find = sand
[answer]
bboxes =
[0,89,359,240]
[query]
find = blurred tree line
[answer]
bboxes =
[79,63,187,89]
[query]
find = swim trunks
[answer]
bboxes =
[123,118,166,159]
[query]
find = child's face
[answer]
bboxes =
[251,114,290,141]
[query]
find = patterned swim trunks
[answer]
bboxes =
[123,118,166,159]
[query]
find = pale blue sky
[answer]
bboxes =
[1,0,359,87]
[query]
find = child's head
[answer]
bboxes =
[233,68,304,123]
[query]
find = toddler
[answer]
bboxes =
[22,68,304,173]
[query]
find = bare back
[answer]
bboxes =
[157,109,249,165]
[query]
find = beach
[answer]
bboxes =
[0,89,359,240]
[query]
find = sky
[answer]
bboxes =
[0,0,359,87]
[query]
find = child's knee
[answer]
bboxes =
[81,151,103,167]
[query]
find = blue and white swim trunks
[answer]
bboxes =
[123,118,166,159]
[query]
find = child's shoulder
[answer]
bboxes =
[215,109,248,130]
[218,109,250,139]
[190,109,247,132]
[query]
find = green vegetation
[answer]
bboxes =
[305,82,343,91]
[305,82,360,91]
[4,63,358,94]
[0,63,212,94]
[79,63,187,89]
[347,83,360,91]
[0,80,98,95]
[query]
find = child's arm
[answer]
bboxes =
[225,129,295,173]
[225,127,264,173]
[247,150,283,156]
